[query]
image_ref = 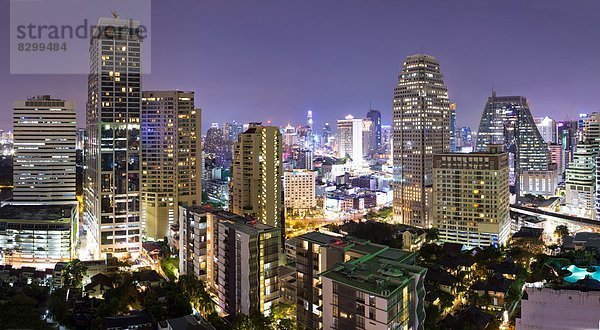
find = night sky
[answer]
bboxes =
[1,0,599,133]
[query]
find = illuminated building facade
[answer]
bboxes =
[229,123,283,229]
[13,96,77,204]
[336,115,364,168]
[141,91,201,240]
[84,17,144,258]
[474,93,550,196]
[392,54,451,228]
[433,146,511,248]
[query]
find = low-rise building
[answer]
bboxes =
[517,286,600,330]
[0,204,77,269]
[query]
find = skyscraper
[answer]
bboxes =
[392,54,451,228]
[336,115,364,168]
[229,123,284,229]
[141,91,201,240]
[566,113,600,219]
[84,17,144,258]
[322,122,332,147]
[474,93,550,196]
[12,95,77,204]
[535,116,558,144]
[366,109,382,152]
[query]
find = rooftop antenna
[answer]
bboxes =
[111,10,120,19]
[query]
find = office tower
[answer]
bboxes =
[336,115,364,168]
[559,120,578,163]
[141,91,201,240]
[229,123,283,229]
[283,170,316,215]
[535,116,558,144]
[474,93,550,197]
[12,96,77,204]
[366,109,382,152]
[322,123,332,147]
[432,145,511,247]
[450,103,457,152]
[392,54,451,227]
[361,118,375,157]
[320,244,426,330]
[84,17,144,258]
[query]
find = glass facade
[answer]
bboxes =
[85,18,144,258]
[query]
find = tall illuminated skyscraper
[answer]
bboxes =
[229,123,283,229]
[392,54,451,228]
[366,109,382,152]
[474,93,550,196]
[337,115,364,168]
[141,91,201,240]
[84,17,144,258]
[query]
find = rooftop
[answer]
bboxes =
[321,247,424,297]
[0,204,74,221]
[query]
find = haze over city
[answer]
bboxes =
[1,0,599,132]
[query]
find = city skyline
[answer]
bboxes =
[1,0,600,133]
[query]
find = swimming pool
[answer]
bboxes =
[563,265,600,283]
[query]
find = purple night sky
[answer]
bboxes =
[1,0,599,133]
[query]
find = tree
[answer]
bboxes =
[62,259,88,288]
[554,225,570,242]
[425,228,439,242]
[178,275,215,316]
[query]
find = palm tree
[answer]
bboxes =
[178,275,215,316]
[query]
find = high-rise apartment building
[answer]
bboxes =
[283,170,316,215]
[84,17,144,258]
[366,109,382,152]
[179,205,280,317]
[141,91,201,240]
[566,113,600,219]
[392,54,451,228]
[432,146,511,248]
[336,115,364,168]
[12,95,77,204]
[229,123,283,229]
[474,93,550,196]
